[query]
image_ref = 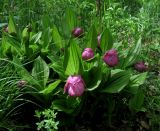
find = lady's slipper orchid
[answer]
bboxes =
[72,27,84,38]
[64,75,85,97]
[103,49,118,67]
[134,61,148,72]
[82,48,94,60]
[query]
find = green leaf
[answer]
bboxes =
[65,40,82,75]
[101,63,110,82]
[101,70,130,93]
[49,54,66,80]
[127,72,147,94]
[65,8,77,32]
[40,80,61,95]
[50,62,66,80]
[52,97,81,114]
[129,89,145,112]
[130,72,147,86]
[83,53,99,70]
[2,34,22,55]
[8,15,17,34]
[42,15,51,29]
[62,8,77,37]
[1,36,11,56]
[123,38,141,67]
[13,57,40,88]
[30,32,42,43]
[52,25,64,49]
[86,25,97,50]
[32,56,49,89]
[85,67,102,91]
[22,27,29,41]
[100,28,113,53]
[42,27,52,49]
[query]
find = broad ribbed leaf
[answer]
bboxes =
[40,80,61,95]
[100,28,113,53]
[101,70,130,93]
[1,36,11,56]
[65,8,77,32]
[52,97,81,114]
[87,25,97,50]
[65,40,82,75]
[30,32,42,43]
[32,56,49,89]
[85,67,102,91]
[8,15,17,34]
[123,38,141,67]
[62,8,78,38]
[127,72,147,94]
[52,25,64,49]
[129,89,145,112]
[42,27,52,49]
[2,35,22,55]
[13,57,40,88]
[130,72,147,86]
[49,55,66,80]
[22,27,29,40]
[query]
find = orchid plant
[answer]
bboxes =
[0,9,148,127]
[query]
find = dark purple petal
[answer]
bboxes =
[72,27,84,38]
[134,61,148,72]
[103,49,118,67]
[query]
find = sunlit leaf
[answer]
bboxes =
[64,40,82,75]
[40,80,61,95]
[8,15,17,34]
[52,25,64,49]
[30,32,42,43]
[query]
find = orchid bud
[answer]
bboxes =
[27,25,32,32]
[97,34,101,47]
[3,26,8,33]
[64,75,85,97]
[17,80,27,88]
[103,49,118,67]
[82,48,94,60]
[134,61,148,72]
[72,27,84,38]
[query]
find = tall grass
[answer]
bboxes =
[0,60,21,130]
